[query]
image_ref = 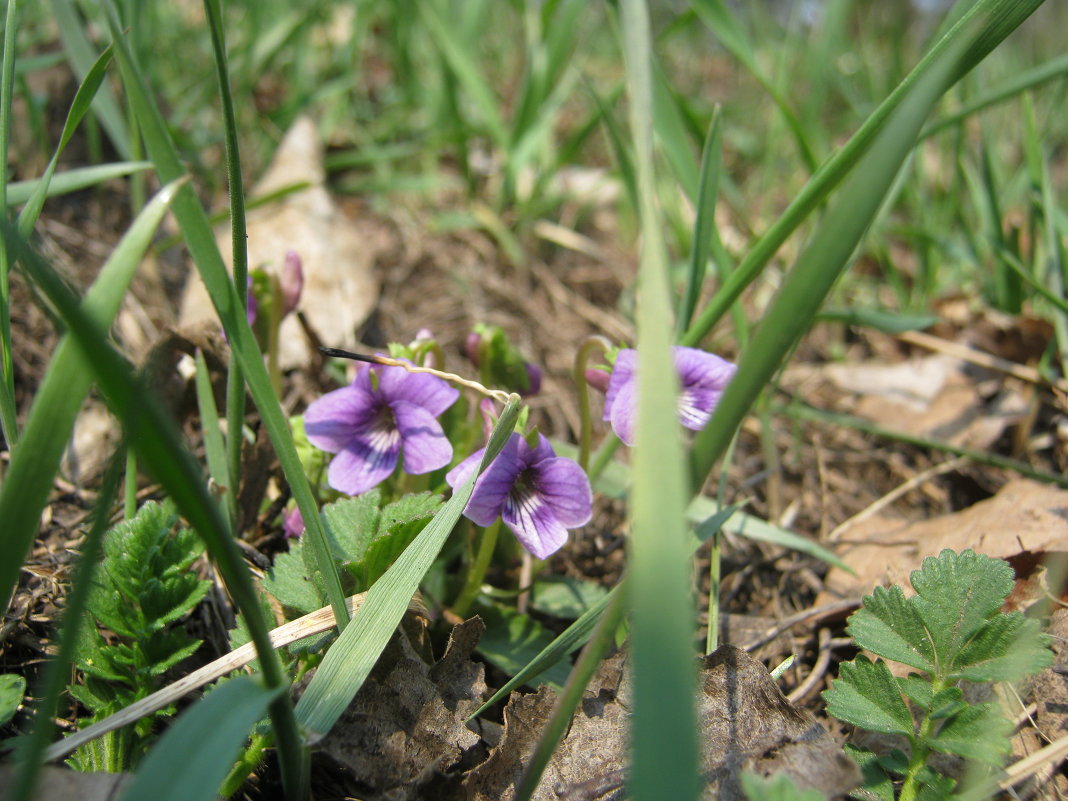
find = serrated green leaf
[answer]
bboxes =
[823,656,915,737]
[847,585,935,673]
[0,674,26,727]
[897,674,934,709]
[740,772,828,801]
[951,611,1052,682]
[926,702,1012,765]
[355,493,443,585]
[473,598,571,690]
[877,749,910,776]
[844,744,895,801]
[909,550,1014,675]
[142,631,204,676]
[321,493,381,563]
[530,577,609,620]
[262,540,325,615]
[927,687,966,720]
[913,768,956,801]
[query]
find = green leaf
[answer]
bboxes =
[472,599,571,690]
[909,550,1013,672]
[896,674,934,709]
[7,162,154,205]
[925,702,1012,765]
[843,745,895,801]
[530,577,609,620]
[0,674,26,726]
[262,540,323,616]
[952,612,1052,682]
[320,493,382,564]
[117,677,283,801]
[817,308,939,334]
[823,657,915,738]
[741,772,828,801]
[846,585,936,674]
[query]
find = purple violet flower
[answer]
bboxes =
[603,346,736,446]
[304,361,460,495]
[446,433,592,559]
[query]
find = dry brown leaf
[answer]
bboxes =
[464,646,859,801]
[316,619,488,799]
[179,116,383,369]
[822,478,1068,602]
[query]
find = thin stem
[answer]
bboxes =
[572,335,613,472]
[451,518,501,619]
[587,436,621,483]
[900,678,943,801]
[0,0,19,451]
[124,447,137,518]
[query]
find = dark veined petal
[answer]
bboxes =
[674,346,736,432]
[607,373,638,446]
[603,349,636,421]
[375,361,459,416]
[393,400,453,475]
[447,436,524,528]
[327,428,401,495]
[501,490,569,559]
[532,456,592,528]
[304,382,377,453]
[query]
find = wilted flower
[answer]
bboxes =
[305,361,460,495]
[446,433,592,559]
[602,346,736,446]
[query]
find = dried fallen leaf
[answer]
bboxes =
[464,646,859,801]
[822,479,1068,602]
[179,116,383,368]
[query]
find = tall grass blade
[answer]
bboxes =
[7,224,305,800]
[47,0,132,159]
[0,0,19,450]
[193,350,233,521]
[621,1,700,799]
[98,0,349,640]
[117,677,284,801]
[0,178,183,615]
[16,46,114,236]
[9,452,123,801]
[202,0,250,530]
[689,28,983,490]
[8,162,154,205]
[681,0,1048,349]
[295,396,522,737]
[677,106,722,333]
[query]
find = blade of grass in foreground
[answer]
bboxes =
[117,677,284,801]
[0,0,20,450]
[622,1,700,799]
[7,162,154,205]
[7,227,306,801]
[295,396,522,737]
[689,24,977,492]
[680,0,1047,350]
[98,0,349,636]
[0,179,184,616]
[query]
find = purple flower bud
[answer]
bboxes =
[281,251,304,316]
[282,505,305,538]
[585,368,610,393]
[246,276,257,327]
[522,363,542,396]
[464,332,483,366]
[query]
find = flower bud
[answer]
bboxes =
[280,251,304,316]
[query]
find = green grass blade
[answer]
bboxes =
[689,24,976,491]
[295,395,522,737]
[7,224,304,800]
[621,2,700,799]
[651,58,699,200]
[0,0,20,450]
[47,0,132,159]
[117,677,285,801]
[417,0,507,149]
[922,51,1068,139]
[16,45,114,236]
[681,0,1048,349]
[201,0,250,530]
[0,178,183,615]
[9,451,124,801]
[8,162,154,205]
[689,0,817,171]
[193,350,232,520]
[676,105,722,333]
[98,0,349,638]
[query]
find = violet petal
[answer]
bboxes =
[531,456,593,528]
[304,384,377,453]
[327,431,401,495]
[376,362,459,416]
[393,400,453,475]
[501,493,569,559]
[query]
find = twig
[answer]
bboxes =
[787,628,832,704]
[44,592,427,762]
[999,732,1068,791]
[828,456,968,541]
[742,599,860,653]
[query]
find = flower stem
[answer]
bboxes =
[573,335,613,471]
[452,518,501,619]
